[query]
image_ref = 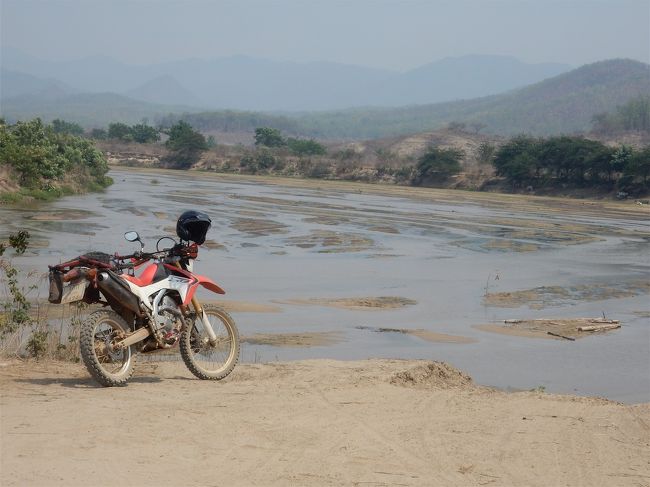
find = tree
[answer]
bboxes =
[50,119,84,136]
[108,122,131,141]
[1,118,63,186]
[0,118,110,190]
[287,138,326,156]
[413,146,463,186]
[239,148,282,174]
[254,127,286,147]
[164,121,208,169]
[89,128,108,140]
[493,136,539,187]
[537,136,611,184]
[130,123,160,143]
[610,145,634,174]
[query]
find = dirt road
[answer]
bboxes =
[1,359,649,486]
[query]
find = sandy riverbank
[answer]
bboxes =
[1,359,649,486]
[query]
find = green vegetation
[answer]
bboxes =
[253,126,327,155]
[0,118,112,199]
[89,128,108,140]
[413,147,463,185]
[163,120,208,168]
[0,231,84,360]
[240,148,284,174]
[0,231,33,338]
[493,135,649,195]
[287,137,327,156]
[106,121,160,143]
[51,119,84,136]
[254,127,286,148]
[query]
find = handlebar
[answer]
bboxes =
[113,244,198,266]
[50,243,199,274]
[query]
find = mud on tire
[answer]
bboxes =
[80,309,136,387]
[180,305,239,380]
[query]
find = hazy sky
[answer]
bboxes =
[2,0,648,70]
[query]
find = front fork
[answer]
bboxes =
[190,296,218,345]
[173,261,218,346]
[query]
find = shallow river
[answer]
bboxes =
[2,168,649,402]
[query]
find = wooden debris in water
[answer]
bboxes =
[489,317,622,340]
[577,323,621,332]
[547,331,576,341]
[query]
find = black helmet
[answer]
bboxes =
[176,210,211,245]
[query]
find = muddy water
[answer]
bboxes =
[2,168,649,402]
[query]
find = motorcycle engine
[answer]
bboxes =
[157,295,181,332]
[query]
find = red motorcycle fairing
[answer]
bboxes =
[121,263,159,287]
[161,263,226,304]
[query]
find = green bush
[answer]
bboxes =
[413,146,463,186]
[0,118,110,192]
[254,127,286,148]
[287,138,326,156]
[163,121,208,169]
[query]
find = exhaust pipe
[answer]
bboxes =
[97,271,144,317]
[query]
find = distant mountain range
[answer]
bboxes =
[1,50,648,139]
[1,48,570,110]
[289,59,650,138]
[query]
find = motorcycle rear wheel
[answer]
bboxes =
[80,309,136,386]
[180,305,239,380]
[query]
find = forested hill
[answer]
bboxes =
[2,59,648,140]
[160,59,650,139]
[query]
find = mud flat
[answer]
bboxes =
[1,359,649,487]
[484,280,650,309]
[357,325,476,343]
[242,331,343,347]
[275,296,417,310]
[2,167,649,402]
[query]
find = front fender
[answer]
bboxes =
[183,274,225,304]
[163,263,226,304]
[197,275,225,295]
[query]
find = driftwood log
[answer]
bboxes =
[577,323,621,332]
[547,331,576,341]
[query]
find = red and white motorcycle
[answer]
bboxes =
[48,211,239,386]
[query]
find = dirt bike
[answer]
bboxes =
[48,230,240,387]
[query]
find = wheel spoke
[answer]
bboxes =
[80,310,135,386]
[180,305,239,380]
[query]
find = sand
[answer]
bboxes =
[2,359,649,487]
[275,296,417,310]
[356,325,476,344]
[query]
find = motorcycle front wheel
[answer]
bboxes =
[79,309,136,386]
[180,305,240,380]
